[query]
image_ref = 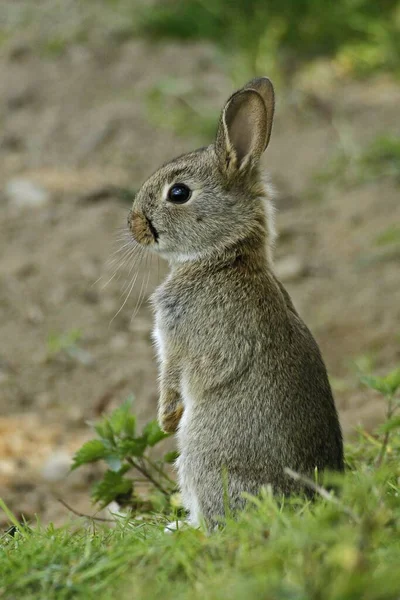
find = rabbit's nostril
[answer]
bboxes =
[129,210,158,245]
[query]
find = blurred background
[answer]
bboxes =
[0,0,399,526]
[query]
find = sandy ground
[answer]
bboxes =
[0,2,399,525]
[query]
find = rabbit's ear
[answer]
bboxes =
[243,77,275,150]
[215,88,267,176]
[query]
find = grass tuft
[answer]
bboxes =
[1,367,399,599]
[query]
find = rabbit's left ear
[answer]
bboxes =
[243,77,275,150]
[215,88,268,175]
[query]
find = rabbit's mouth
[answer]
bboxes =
[145,216,159,242]
[128,210,159,245]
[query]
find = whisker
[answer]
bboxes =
[120,250,145,296]
[108,240,136,258]
[131,253,151,322]
[113,233,133,243]
[102,246,138,290]
[106,245,137,270]
[109,247,146,326]
[120,261,143,304]
[94,243,138,291]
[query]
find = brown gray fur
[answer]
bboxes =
[128,77,344,528]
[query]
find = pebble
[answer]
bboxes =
[41,451,71,482]
[5,178,50,209]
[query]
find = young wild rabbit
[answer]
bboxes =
[128,77,344,529]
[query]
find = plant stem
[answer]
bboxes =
[375,394,394,468]
[144,457,176,486]
[127,458,169,497]
[58,499,115,522]
[284,468,360,524]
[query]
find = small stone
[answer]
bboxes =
[41,451,71,482]
[0,459,16,475]
[5,178,50,209]
[274,256,307,282]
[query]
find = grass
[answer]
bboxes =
[1,369,400,600]
[1,450,400,599]
[5,0,399,82]
[146,78,218,142]
[312,133,400,198]
[136,0,400,82]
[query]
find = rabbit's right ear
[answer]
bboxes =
[215,89,267,178]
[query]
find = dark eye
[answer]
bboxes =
[167,183,191,204]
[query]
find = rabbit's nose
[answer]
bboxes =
[128,210,158,245]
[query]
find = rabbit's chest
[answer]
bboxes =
[153,280,253,388]
[153,280,193,337]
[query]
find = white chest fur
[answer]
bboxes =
[151,324,165,363]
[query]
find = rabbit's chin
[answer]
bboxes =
[157,248,207,264]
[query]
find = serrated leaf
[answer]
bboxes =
[108,397,135,436]
[71,439,107,470]
[163,450,179,464]
[142,420,169,446]
[105,455,122,472]
[95,419,116,443]
[360,375,391,395]
[384,368,400,394]
[91,470,132,507]
[118,438,147,458]
[123,414,136,438]
[378,415,400,434]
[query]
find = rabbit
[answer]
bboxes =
[127,77,344,529]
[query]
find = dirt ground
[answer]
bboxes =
[0,2,399,526]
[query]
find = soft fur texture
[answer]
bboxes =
[128,77,344,528]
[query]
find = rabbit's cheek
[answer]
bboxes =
[129,211,157,246]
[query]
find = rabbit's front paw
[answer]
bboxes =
[158,392,184,433]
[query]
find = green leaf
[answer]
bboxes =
[142,420,169,446]
[361,368,400,396]
[118,438,147,458]
[384,368,400,395]
[123,414,136,438]
[360,375,391,395]
[163,450,179,464]
[95,420,116,443]
[378,415,400,434]
[91,470,133,507]
[108,397,135,436]
[71,439,107,470]
[105,455,122,472]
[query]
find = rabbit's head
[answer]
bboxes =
[128,77,275,262]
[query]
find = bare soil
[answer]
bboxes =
[0,2,399,525]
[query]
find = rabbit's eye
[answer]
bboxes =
[167,183,191,204]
